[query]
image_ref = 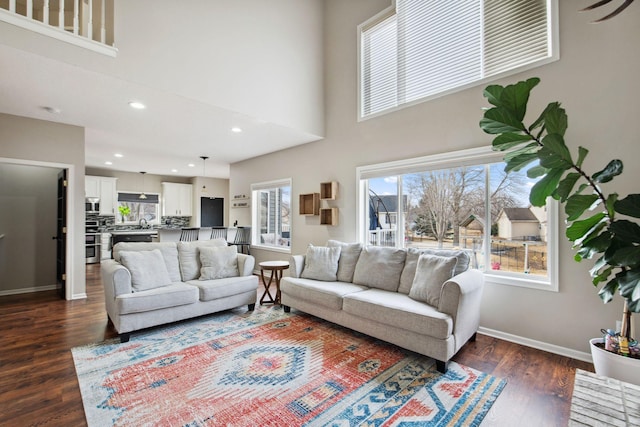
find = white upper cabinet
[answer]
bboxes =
[85,176,117,216]
[162,183,192,216]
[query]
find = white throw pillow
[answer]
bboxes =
[399,248,471,294]
[327,240,363,283]
[119,249,172,292]
[352,246,406,291]
[178,239,229,281]
[199,246,239,280]
[300,245,342,281]
[409,254,458,307]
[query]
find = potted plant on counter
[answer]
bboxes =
[118,205,131,223]
[479,77,640,383]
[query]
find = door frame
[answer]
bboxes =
[0,157,77,300]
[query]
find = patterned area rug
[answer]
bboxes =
[72,307,505,426]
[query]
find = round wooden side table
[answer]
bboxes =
[259,261,290,305]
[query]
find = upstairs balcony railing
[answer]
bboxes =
[0,0,116,56]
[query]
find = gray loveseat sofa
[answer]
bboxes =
[101,239,258,342]
[280,241,484,373]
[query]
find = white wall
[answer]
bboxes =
[0,113,86,299]
[230,0,640,356]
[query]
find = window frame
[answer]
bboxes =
[116,191,161,225]
[357,0,560,121]
[250,178,292,254]
[356,146,559,292]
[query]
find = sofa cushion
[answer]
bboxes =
[409,254,458,306]
[327,240,363,283]
[199,246,239,280]
[343,289,453,340]
[113,242,181,283]
[281,277,368,311]
[119,249,172,292]
[177,239,228,281]
[188,275,258,301]
[300,245,342,281]
[352,246,406,291]
[116,283,199,314]
[398,248,471,294]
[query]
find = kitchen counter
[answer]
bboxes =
[108,230,158,235]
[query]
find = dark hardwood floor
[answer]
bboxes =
[0,264,592,426]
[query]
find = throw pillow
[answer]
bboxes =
[409,254,458,307]
[119,249,172,292]
[300,245,342,281]
[178,239,229,281]
[199,246,239,280]
[327,240,363,282]
[398,248,470,294]
[352,246,406,291]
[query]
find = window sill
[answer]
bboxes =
[483,271,558,292]
[250,244,291,255]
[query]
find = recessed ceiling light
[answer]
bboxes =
[105,161,113,165]
[114,153,123,158]
[231,127,242,133]
[42,106,61,114]
[188,163,195,167]
[171,169,178,173]
[128,101,146,109]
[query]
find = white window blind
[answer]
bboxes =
[360,0,554,119]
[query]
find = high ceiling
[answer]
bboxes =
[0,1,324,179]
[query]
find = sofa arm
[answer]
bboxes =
[438,269,484,342]
[288,255,306,278]
[237,254,255,276]
[101,259,133,297]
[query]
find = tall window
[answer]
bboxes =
[117,192,160,224]
[359,0,558,119]
[357,147,558,291]
[251,179,291,250]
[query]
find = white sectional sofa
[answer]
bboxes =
[280,241,484,373]
[101,239,258,342]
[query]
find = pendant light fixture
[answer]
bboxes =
[200,156,209,193]
[139,171,148,199]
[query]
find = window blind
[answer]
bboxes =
[118,192,159,204]
[360,0,553,118]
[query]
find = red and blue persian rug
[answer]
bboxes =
[72,307,505,426]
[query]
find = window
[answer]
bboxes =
[359,0,558,119]
[251,179,292,251]
[117,192,160,224]
[357,147,558,291]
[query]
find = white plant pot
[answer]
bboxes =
[589,338,640,386]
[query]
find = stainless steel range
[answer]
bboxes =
[86,220,101,264]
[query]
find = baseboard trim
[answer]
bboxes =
[478,326,593,364]
[72,293,88,300]
[0,285,58,296]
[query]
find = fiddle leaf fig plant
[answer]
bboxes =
[479,77,640,342]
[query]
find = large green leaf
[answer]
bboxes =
[538,134,573,170]
[577,229,612,260]
[492,133,533,151]
[565,194,600,221]
[605,194,618,219]
[500,78,540,121]
[598,277,618,304]
[480,107,526,134]
[617,267,640,308]
[592,159,623,183]
[530,168,565,206]
[529,101,557,132]
[576,146,589,168]
[483,84,504,107]
[527,165,548,179]
[542,103,568,136]
[554,173,581,202]
[610,220,640,244]
[615,194,640,218]
[566,212,607,241]
[610,246,640,267]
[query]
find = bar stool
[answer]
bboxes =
[230,226,251,254]
[210,226,228,241]
[179,227,200,242]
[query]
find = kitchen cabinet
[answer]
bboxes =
[85,176,118,216]
[162,183,193,216]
